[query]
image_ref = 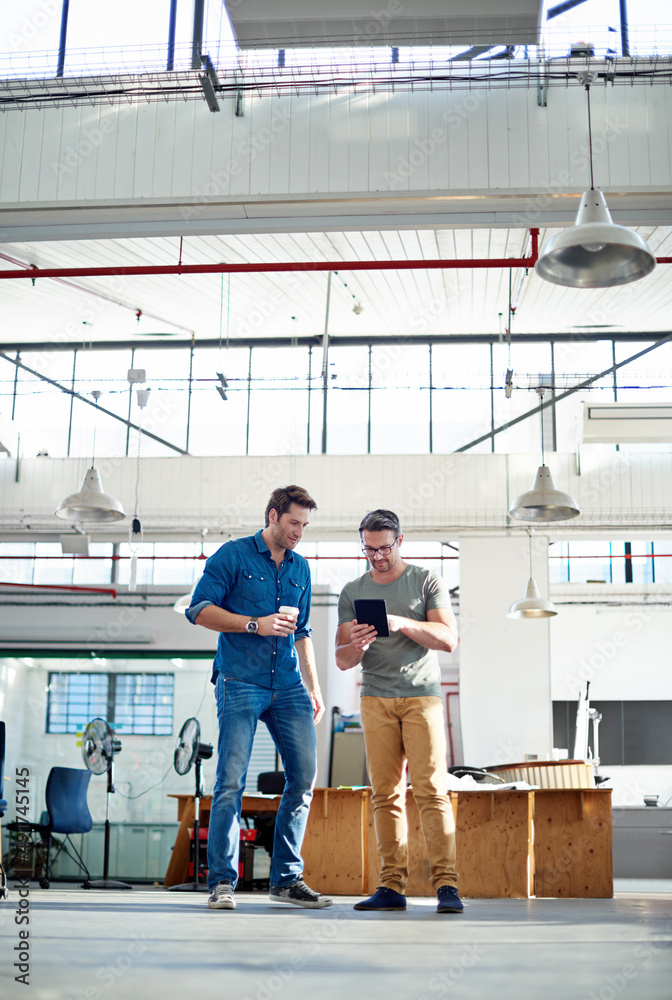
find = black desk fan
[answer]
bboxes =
[169,717,213,892]
[81,717,131,889]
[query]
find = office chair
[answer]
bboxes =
[257,771,286,795]
[9,767,93,889]
[250,771,286,877]
[0,722,8,898]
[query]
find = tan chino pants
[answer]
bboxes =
[360,694,458,893]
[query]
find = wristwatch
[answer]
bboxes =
[245,618,259,634]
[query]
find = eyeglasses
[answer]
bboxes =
[361,540,398,558]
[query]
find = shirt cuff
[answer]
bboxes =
[185,599,214,625]
[294,625,313,640]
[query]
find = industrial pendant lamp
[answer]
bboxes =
[509,389,580,522]
[535,74,656,289]
[506,530,558,620]
[54,391,125,523]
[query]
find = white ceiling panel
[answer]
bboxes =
[0,223,671,350]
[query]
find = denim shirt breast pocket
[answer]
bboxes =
[240,568,272,615]
[286,575,307,611]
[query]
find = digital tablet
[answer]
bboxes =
[354,598,390,638]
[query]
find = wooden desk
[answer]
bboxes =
[164,793,280,887]
[164,787,613,898]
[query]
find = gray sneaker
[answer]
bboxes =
[269,879,333,909]
[208,881,236,909]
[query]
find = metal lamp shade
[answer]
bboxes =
[506,578,558,619]
[535,189,656,289]
[54,467,125,523]
[509,465,580,523]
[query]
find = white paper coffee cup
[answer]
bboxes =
[278,605,299,621]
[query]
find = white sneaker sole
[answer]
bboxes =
[208,896,236,909]
[268,892,333,908]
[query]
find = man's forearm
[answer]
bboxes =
[296,637,325,723]
[399,619,458,652]
[194,604,249,633]
[335,642,363,672]
[295,637,320,693]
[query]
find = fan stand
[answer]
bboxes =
[168,756,209,892]
[86,761,132,890]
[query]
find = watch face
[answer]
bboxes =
[246,619,258,633]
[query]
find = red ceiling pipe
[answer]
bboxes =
[0,581,118,597]
[3,254,669,280]
[0,257,538,280]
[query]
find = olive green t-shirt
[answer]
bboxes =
[337,564,452,698]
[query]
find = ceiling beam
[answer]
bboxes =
[1,332,669,353]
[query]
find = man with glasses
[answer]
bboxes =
[335,509,462,914]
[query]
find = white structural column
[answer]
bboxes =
[458,534,553,767]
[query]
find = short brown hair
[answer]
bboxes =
[358,509,401,536]
[265,485,318,526]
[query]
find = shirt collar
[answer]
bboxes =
[253,528,294,562]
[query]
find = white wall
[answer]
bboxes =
[459,533,553,766]
[3,451,671,541]
[1,82,670,239]
[550,593,672,806]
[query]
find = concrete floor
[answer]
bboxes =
[1,881,671,1000]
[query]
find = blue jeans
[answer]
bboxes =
[206,675,317,890]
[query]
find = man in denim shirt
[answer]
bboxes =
[186,485,331,910]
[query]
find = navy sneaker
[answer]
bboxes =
[436,885,464,914]
[353,886,406,911]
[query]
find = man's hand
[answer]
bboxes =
[308,686,326,724]
[256,613,297,637]
[350,620,378,652]
[387,614,408,633]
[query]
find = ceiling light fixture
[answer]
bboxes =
[506,529,558,620]
[509,388,580,522]
[535,73,656,289]
[54,391,125,523]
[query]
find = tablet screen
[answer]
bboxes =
[354,598,390,638]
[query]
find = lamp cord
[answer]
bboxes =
[133,410,143,520]
[539,389,546,465]
[586,83,595,191]
[91,390,101,466]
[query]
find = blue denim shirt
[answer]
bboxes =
[185,530,312,689]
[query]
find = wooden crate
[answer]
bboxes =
[302,788,371,895]
[367,789,533,898]
[533,789,613,898]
